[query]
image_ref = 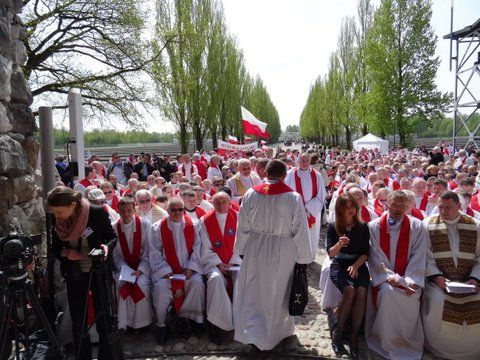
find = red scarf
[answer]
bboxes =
[471,193,480,212]
[160,216,195,312]
[373,199,384,216]
[466,207,474,217]
[203,209,237,298]
[117,215,145,304]
[449,180,458,190]
[418,194,428,211]
[361,206,371,223]
[253,181,293,195]
[392,180,400,191]
[294,169,318,228]
[372,214,410,309]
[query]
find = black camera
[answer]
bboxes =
[88,248,105,266]
[0,232,42,280]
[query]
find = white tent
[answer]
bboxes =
[352,133,389,154]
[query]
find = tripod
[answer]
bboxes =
[77,255,124,360]
[0,272,64,360]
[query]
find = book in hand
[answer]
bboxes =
[445,281,477,294]
[226,266,241,272]
[119,264,137,284]
[392,275,417,293]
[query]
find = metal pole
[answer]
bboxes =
[68,91,85,181]
[38,106,56,314]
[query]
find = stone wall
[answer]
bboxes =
[0,0,44,237]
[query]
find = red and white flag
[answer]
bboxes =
[244,136,252,143]
[228,135,239,144]
[241,106,270,139]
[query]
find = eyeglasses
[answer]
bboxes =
[103,191,113,195]
[181,193,196,198]
[164,190,173,193]
[160,181,166,184]
[170,207,184,213]
[213,183,224,186]
[137,199,151,205]
[91,200,105,205]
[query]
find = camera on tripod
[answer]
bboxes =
[0,232,42,281]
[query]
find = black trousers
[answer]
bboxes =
[66,271,114,360]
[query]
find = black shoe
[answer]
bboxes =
[331,341,347,356]
[156,326,169,345]
[349,346,360,359]
[208,322,224,345]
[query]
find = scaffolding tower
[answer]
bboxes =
[444,18,480,149]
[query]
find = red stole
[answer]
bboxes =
[253,181,293,195]
[185,206,206,219]
[449,180,458,190]
[372,214,411,309]
[418,194,428,211]
[410,208,424,220]
[79,178,93,188]
[111,195,119,212]
[382,178,389,187]
[160,216,195,312]
[203,209,237,297]
[471,193,480,212]
[117,215,145,303]
[466,207,474,217]
[392,180,400,191]
[373,199,384,216]
[361,206,371,223]
[294,169,318,228]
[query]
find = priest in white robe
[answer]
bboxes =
[226,159,261,203]
[149,197,205,345]
[112,197,152,330]
[422,191,480,360]
[178,154,198,180]
[135,189,168,224]
[285,153,326,261]
[198,192,242,341]
[233,159,311,351]
[365,191,427,360]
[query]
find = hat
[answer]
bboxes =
[87,188,105,201]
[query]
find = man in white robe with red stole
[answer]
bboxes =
[198,191,241,342]
[233,160,311,351]
[112,197,152,330]
[226,158,261,203]
[422,191,480,360]
[149,197,205,345]
[178,154,198,180]
[365,191,427,360]
[285,152,326,261]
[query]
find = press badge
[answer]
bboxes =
[83,227,94,238]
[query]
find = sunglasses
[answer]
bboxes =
[137,199,151,204]
[103,191,113,195]
[170,208,184,213]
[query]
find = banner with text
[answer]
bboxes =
[218,140,258,152]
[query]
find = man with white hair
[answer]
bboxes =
[412,178,434,215]
[454,149,473,170]
[198,192,241,342]
[207,155,223,180]
[149,197,205,345]
[226,159,261,203]
[135,189,168,224]
[178,154,198,180]
[285,152,326,261]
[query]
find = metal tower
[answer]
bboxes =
[444,18,480,149]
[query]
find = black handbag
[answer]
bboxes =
[289,263,308,316]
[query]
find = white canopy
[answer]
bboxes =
[352,133,389,154]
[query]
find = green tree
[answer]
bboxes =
[365,0,451,146]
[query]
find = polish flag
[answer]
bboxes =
[228,135,239,144]
[241,106,270,139]
[244,136,252,143]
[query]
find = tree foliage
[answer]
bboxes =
[299,0,451,148]
[22,0,162,124]
[152,0,280,152]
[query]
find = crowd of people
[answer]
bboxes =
[47,139,480,360]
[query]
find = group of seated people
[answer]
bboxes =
[321,176,480,359]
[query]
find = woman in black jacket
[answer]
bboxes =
[47,186,119,360]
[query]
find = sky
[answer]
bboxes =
[219,0,480,130]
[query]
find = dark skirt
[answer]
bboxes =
[330,259,370,292]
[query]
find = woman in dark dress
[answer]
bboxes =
[327,193,370,359]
